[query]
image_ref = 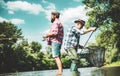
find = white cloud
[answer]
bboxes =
[10,19,25,25]
[8,10,14,14]
[73,0,81,2]
[45,3,56,10]
[44,3,56,20]
[43,4,90,27]
[6,1,44,15]
[41,0,47,3]
[0,17,25,25]
[60,5,89,26]
[0,17,8,22]
[40,0,57,20]
[6,0,56,19]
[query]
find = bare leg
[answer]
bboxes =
[54,57,63,75]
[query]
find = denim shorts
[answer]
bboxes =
[52,42,61,58]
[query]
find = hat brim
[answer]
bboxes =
[74,20,85,26]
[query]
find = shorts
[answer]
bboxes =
[52,42,61,58]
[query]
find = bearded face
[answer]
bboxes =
[51,14,56,23]
[51,18,55,23]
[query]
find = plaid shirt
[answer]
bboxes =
[64,26,85,50]
[49,19,64,44]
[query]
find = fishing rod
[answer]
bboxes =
[79,28,97,54]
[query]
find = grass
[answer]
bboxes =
[104,61,120,67]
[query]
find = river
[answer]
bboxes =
[0,67,96,76]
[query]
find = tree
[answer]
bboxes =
[30,41,42,53]
[82,0,120,63]
[12,39,44,71]
[0,21,22,73]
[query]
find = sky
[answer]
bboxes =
[0,0,98,51]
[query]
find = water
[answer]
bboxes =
[0,67,95,76]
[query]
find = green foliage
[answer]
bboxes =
[82,0,120,64]
[83,0,112,29]
[105,60,120,67]
[0,21,23,43]
[30,41,42,53]
[0,22,23,73]
[45,45,52,54]
[61,52,71,68]
[12,40,44,71]
[80,58,89,67]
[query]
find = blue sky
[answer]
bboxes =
[0,0,98,51]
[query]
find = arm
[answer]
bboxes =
[43,33,55,38]
[72,26,83,35]
[44,23,59,38]
[83,27,96,34]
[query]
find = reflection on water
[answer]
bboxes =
[0,67,95,76]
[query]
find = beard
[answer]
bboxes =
[51,18,55,23]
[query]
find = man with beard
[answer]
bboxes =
[43,11,64,76]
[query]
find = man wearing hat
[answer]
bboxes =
[63,19,96,75]
[43,11,63,76]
